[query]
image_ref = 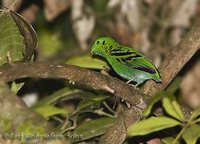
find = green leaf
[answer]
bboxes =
[182,124,200,144]
[34,105,68,118]
[77,95,108,112]
[162,96,185,121]
[18,121,45,142]
[33,87,81,108]
[190,107,200,120]
[0,10,24,66]
[72,117,115,142]
[162,137,180,144]
[127,117,181,136]
[10,10,37,61]
[166,77,182,94]
[143,92,163,117]
[11,81,24,94]
[66,54,108,69]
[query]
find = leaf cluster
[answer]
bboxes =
[128,88,200,144]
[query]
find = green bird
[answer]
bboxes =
[91,37,161,87]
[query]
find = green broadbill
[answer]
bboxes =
[91,37,161,87]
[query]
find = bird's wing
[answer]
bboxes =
[110,45,157,74]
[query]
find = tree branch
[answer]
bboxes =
[0,22,199,144]
[100,22,200,144]
[99,104,140,144]
[0,81,69,144]
[0,62,146,106]
[142,22,200,97]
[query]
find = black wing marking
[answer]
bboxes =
[109,45,157,75]
[110,51,134,56]
[135,66,156,74]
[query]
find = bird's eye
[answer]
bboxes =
[102,41,105,45]
[96,41,100,45]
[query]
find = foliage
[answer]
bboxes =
[128,91,200,144]
[0,0,199,144]
[0,10,24,66]
[71,117,115,142]
[66,54,108,69]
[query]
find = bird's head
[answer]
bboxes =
[91,37,117,57]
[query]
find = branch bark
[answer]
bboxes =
[142,22,200,97]
[0,23,199,144]
[99,104,140,144]
[100,22,200,144]
[0,62,146,106]
[0,81,69,144]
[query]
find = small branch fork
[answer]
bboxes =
[101,22,200,144]
[0,23,200,144]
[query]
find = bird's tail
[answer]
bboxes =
[151,69,162,83]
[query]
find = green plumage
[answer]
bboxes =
[91,37,161,87]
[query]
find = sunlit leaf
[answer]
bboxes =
[0,10,24,66]
[162,96,185,121]
[127,117,181,136]
[66,54,108,69]
[72,117,115,142]
[34,105,68,118]
[182,124,200,144]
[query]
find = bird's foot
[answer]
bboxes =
[134,83,140,89]
[103,66,110,70]
[120,99,132,108]
[126,81,140,89]
[126,79,133,84]
[100,66,110,75]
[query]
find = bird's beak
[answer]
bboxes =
[91,49,94,55]
[91,45,95,55]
